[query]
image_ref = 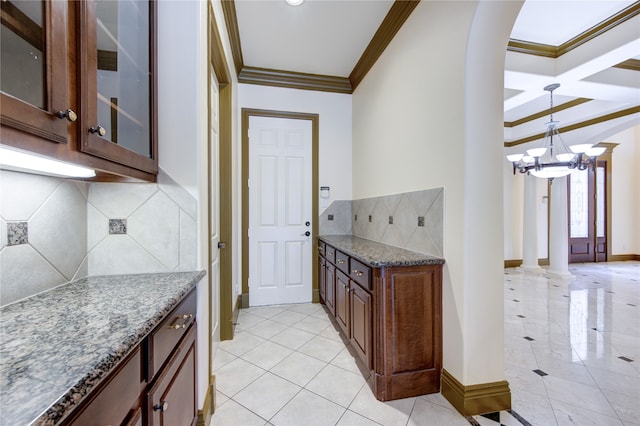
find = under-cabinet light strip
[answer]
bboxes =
[0,146,96,178]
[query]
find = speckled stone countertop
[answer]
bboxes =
[319,235,445,267]
[0,271,205,426]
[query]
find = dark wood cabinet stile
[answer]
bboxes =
[317,239,442,401]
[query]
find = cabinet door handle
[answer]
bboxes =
[56,109,77,122]
[353,270,363,276]
[89,126,106,136]
[153,401,169,412]
[337,259,345,264]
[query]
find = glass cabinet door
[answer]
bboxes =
[1,0,70,143]
[79,0,157,174]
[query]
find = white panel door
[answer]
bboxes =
[249,116,312,306]
[209,67,220,353]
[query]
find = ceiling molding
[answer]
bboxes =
[349,0,420,91]
[221,0,243,75]
[507,2,640,58]
[238,67,353,94]
[614,59,640,71]
[504,106,640,147]
[504,98,592,128]
[221,0,419,94]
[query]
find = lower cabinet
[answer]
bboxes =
[63,288,197,425]
[335,270,351,338]
[146,325,197,426]
[350,283,372,370]
[318,240,442,402]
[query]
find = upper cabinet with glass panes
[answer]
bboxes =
[0,0,157,181]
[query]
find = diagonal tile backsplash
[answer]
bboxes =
[320,188,444,257]
[0,169,197,307]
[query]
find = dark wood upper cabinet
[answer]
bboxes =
[1,0,70,143]
[0,0,157,181]
[78,0,157,175]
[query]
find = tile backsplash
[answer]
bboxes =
[0,169,197,307]
[319,188,444,257]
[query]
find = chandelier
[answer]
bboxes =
[506,83,606,179]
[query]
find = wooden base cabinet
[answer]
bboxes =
[146,325,197,426]
[318,240,442,402]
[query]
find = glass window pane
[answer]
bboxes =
[596,166,605,238]
[1,1,46,108]
[570,170,589,238]
[96,0,150,157]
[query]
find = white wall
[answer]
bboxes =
[157,0,210,410]
[611,125,640,255]
[352,0,522,386]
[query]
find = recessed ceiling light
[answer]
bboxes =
[285,0,304,6]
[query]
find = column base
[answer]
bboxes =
[518,265,544,274]
[441,369,511,417]
[545,270,575,279]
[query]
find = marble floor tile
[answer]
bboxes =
[348,382,416,426]
[407,398,470,426]
[210,399,268,426]
[215,358,266,397]
[305,364,366,407]
[270,351,327,387]
[550,399,624,426]
[336,410,382,426]
[269,326,316,350]
[240,340,294,370]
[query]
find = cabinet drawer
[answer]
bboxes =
[68,348,142,426]
[335,251,349,274]
[318,241,325,257]
[325,245,336,264]
[350,258,372,291]
[147,289,197,380]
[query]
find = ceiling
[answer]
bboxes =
[225,0,640,148]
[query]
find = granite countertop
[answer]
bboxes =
[319,235,445,267]
[0,270,205,426]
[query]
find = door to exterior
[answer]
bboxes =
[248,116,313,306]
[568,161,607,263]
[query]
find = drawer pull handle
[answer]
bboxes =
[353,270,363,276]
[167,313,194,330]
[338,259,345,264]
[154,401,169,412]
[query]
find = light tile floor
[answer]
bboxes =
[210,262,639,426]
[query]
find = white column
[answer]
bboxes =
[547,176,573,277]
[520,174,542,272]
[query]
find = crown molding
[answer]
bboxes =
[349,0,420,91]
[504,98,592,128]
[221,0,243,74]
[221,0,419,94]
[507,2,640,58]
[504,106,640,147]
[614,59,640,71]
[238,67,352,94]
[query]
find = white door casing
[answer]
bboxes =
[249,116,313,306]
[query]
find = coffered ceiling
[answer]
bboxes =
[221,0,640,147]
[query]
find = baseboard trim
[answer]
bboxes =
[234,295,242,326]
[196,376,216,426]
[441,369,511,417]
[241,292,249,309]
[609,254,640,261]
[312,288,320,303]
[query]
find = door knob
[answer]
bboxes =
[153,401,169,412]
[56,109,77,122]
[89,126,106,136]
[300,231,311,237]
[218,242,226,249]
[305,221,311,226]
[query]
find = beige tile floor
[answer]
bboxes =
[210,262,639,426]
